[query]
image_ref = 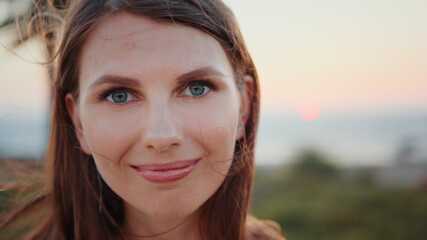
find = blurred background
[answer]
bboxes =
[1,0,427,239]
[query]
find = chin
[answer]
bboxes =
[124,189,204,223]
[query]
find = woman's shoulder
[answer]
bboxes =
[245,215,286,240]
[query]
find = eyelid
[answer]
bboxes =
[96,78,218,101]
[178,79,217,97]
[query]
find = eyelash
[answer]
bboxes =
[99,87,134,102]
[98,80,217,103]
[180,80,216,98]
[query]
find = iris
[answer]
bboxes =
[111,90,128,103]
[189,83,206,96]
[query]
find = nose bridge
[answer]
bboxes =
[142,97,182,151]
[149,102,174,135]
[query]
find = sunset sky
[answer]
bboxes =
[1,0,427,118]
[224,0,427,117]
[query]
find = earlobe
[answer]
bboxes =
[65,93,92,155]
[237,74,255,139]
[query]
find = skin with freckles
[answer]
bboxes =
[65,12,252,239]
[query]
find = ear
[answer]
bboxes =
[236,74,255,139]
[65,93,92,155]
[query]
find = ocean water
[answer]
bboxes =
[256,110,427,166]
[0,108,49,159]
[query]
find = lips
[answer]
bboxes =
[131,159,200,183]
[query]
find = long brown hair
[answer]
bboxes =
[1,0,261,239]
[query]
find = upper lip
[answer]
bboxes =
[131,159,200,171]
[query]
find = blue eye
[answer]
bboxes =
[106,89,136,104]
[183,82,211,97]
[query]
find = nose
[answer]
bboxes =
[142,104,183,152]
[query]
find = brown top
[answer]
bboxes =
[246,216,286,240]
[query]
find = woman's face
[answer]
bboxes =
[66,12,251,229]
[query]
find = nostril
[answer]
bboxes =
[142,110,182,152]
[143,136,182,152]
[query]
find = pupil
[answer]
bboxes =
[190,85,205,96]
[112,91,127,103]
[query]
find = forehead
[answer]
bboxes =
[79,12,234,86]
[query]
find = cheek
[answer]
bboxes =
[79,107,140,163]
[203,125,236,162]
[188,98,240,169]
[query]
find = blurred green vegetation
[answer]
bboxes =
[251,149,427,240]
[0,188,33,240]
[0,159,45,240]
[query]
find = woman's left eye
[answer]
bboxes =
[182,81,211,97]
[105,89,136,104]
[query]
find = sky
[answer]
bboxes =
[1,0,427,116]
[1,0,427,165]
[224,0,427,116]
[0,31,49,117]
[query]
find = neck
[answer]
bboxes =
[122,205,201,240]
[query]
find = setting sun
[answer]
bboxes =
[298,104,321,122]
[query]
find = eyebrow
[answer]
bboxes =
[89,75,141,89]
[89,66,226,90]
[176,66,225,84]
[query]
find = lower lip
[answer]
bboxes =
[134,161,199,183]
